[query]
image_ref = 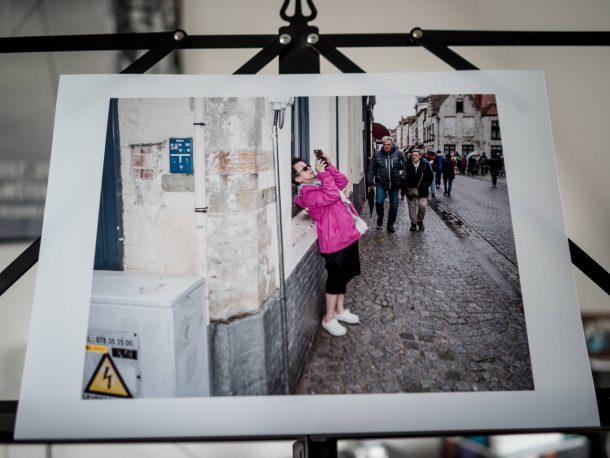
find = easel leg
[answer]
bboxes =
[293,436,338,458]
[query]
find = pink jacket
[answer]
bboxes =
[294,164,361,254]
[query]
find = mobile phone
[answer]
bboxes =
[314,149,327,165]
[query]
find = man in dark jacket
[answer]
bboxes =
[435,149,444,189]
[367,136,405,233]
[404,149,434,231]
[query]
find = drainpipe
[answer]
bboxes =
[270,97,292,394]
[192,97,208,323]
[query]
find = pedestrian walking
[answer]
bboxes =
[367,136,405,233]
[435,149,444,189]
[292,153,364,337]
[427,150,437,198]
[458,154,467,175]
[467,152,478,176]
[479,152,488,176]
[404,148,434,231]
[442,152,456,196]
[488,154,500,186]
[399,147,410,201]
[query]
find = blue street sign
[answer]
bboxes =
[169,137,193,173]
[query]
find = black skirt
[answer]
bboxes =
[321,241,361,294]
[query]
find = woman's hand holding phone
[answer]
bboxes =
[315,158,327,173]
[314,149,331,168]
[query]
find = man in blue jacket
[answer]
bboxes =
[367,136,405,233]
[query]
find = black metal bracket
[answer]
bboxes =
[410,27,479,71]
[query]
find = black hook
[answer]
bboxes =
[280,0,318,23]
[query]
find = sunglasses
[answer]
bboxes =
[296,164,311,174]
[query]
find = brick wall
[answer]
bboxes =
[285,241,327,391]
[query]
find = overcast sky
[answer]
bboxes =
[373,95,417,130]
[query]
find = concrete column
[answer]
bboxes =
[203,97,278,321]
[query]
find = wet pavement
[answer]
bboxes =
[295,174,534,394]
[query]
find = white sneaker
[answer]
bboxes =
[335,309,360,325]
[321,318,347,336]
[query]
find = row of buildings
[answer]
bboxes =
[391,94,503,158]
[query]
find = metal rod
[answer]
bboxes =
[233,37,289,74]
[0,238,40,297]
[410,28,479,70]
[3,31,610,54]
[325,30,610,47]
[120,29,187,74]
[272,122,291,395]
[569,239,610,296]
[0,33,275,53]
[0,31,176,53]
[307,35,366,73]
[420,30,610,47]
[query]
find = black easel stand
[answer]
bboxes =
[294,436,338,458]
[1,0,610,451]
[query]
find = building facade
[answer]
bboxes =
[403,94,502,157]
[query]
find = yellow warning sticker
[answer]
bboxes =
[84,354,132,398]
[85,344,108,354]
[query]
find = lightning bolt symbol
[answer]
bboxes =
[103,366,113,389]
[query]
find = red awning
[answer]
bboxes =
[372,122,390,141]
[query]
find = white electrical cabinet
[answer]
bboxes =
[82,270,210,399]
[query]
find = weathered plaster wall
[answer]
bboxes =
[118,98,197,275]
[117,97,279,321]
[203,97,279,320]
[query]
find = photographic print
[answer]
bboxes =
[16,72,598,440]
[82,93,531,400]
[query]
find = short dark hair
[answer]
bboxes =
[291,157,302,184]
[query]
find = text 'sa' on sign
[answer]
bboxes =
[169,137,193,174]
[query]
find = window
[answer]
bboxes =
[491,145,503,158]
[292,97,310,161]
[456,99,463,113]
[292,97,310,217]
[425,124,434,142]
[443,144,456,155]
[444,117,456,136]
[462,117,474,137]
[491,120,501,140]
[462,144,474,156]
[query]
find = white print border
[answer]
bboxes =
[15,71,599,440]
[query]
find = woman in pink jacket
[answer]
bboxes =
[292,153,364,337]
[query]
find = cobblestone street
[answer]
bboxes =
[295,174,533,394]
